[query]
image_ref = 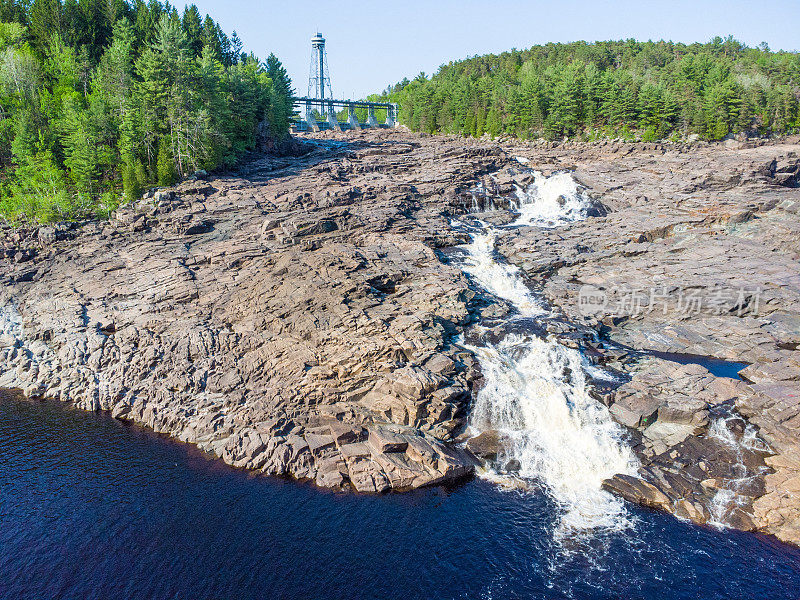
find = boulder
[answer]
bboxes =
[465,430,502,460]
[657,400,709,429]
[609,396,659,428]
[642,421,695,450]
[602,474,671,509]
[315,456,348,488]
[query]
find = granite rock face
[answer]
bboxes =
[2,129,800,545]
[0,131,494,492]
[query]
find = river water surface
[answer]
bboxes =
[2,389,800,599]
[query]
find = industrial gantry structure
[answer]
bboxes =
[292,32,399,132]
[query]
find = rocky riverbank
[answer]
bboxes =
[488,136,800,543]
[1,129,799,545]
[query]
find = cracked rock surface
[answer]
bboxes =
[0,132,499,493]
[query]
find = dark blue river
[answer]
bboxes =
[1,389,799,600]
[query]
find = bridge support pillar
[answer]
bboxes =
[347,104,361,130]
[326,101,341,132]
[386,103,399,128]
[291,97,398,132]
[367,106,379,128]
[304,102,319,132]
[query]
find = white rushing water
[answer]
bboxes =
[706,417,770,528]
[460,228,546,318]
[456,171,638,535]
[513,171,595,228]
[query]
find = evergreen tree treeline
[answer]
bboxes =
[381,37,800,142]
[0,0,294,223]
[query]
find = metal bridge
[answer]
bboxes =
[292,97,399,132]
[291,32,399,132]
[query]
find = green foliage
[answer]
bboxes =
[0,1,293,224]
[0,20,25,47]
[96,190,121,219]
[1,151,75,223]
[156,136,176,185]
[122,157,145,201]
[380,37,800,142]
[265,53,294,140]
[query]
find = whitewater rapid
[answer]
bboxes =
[456,169,639,535]
[706,416,770,528]
[512,170,596,228]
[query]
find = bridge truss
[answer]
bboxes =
[292,97,400,132]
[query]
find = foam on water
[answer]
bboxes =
[513,171,594,228]
[463,334,639,534]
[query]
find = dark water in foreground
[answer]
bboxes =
[1,390,799,600]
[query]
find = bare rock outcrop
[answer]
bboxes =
[0,132,496,492]
[495,137,800,544]
[2,129,800,547]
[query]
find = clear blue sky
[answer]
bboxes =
[185,0,800,99]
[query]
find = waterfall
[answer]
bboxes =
[459,228,546,318]
[513,171,595,228]
[454,172,639,535]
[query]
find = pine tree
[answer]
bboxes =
[181,4,203,56]
[156,136,176,185]
[215,23,230,67]
[201,15,221,61]
[94,18,136,152]
[548,64,583,136]
[230,30,242,65]
[133,43,167,166]
[265,53,293,140]
[122,159,142,201]
[28,0,62,53]
[60,92,98,192]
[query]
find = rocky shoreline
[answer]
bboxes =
[1,130,799,545]
[488,136,800,543]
